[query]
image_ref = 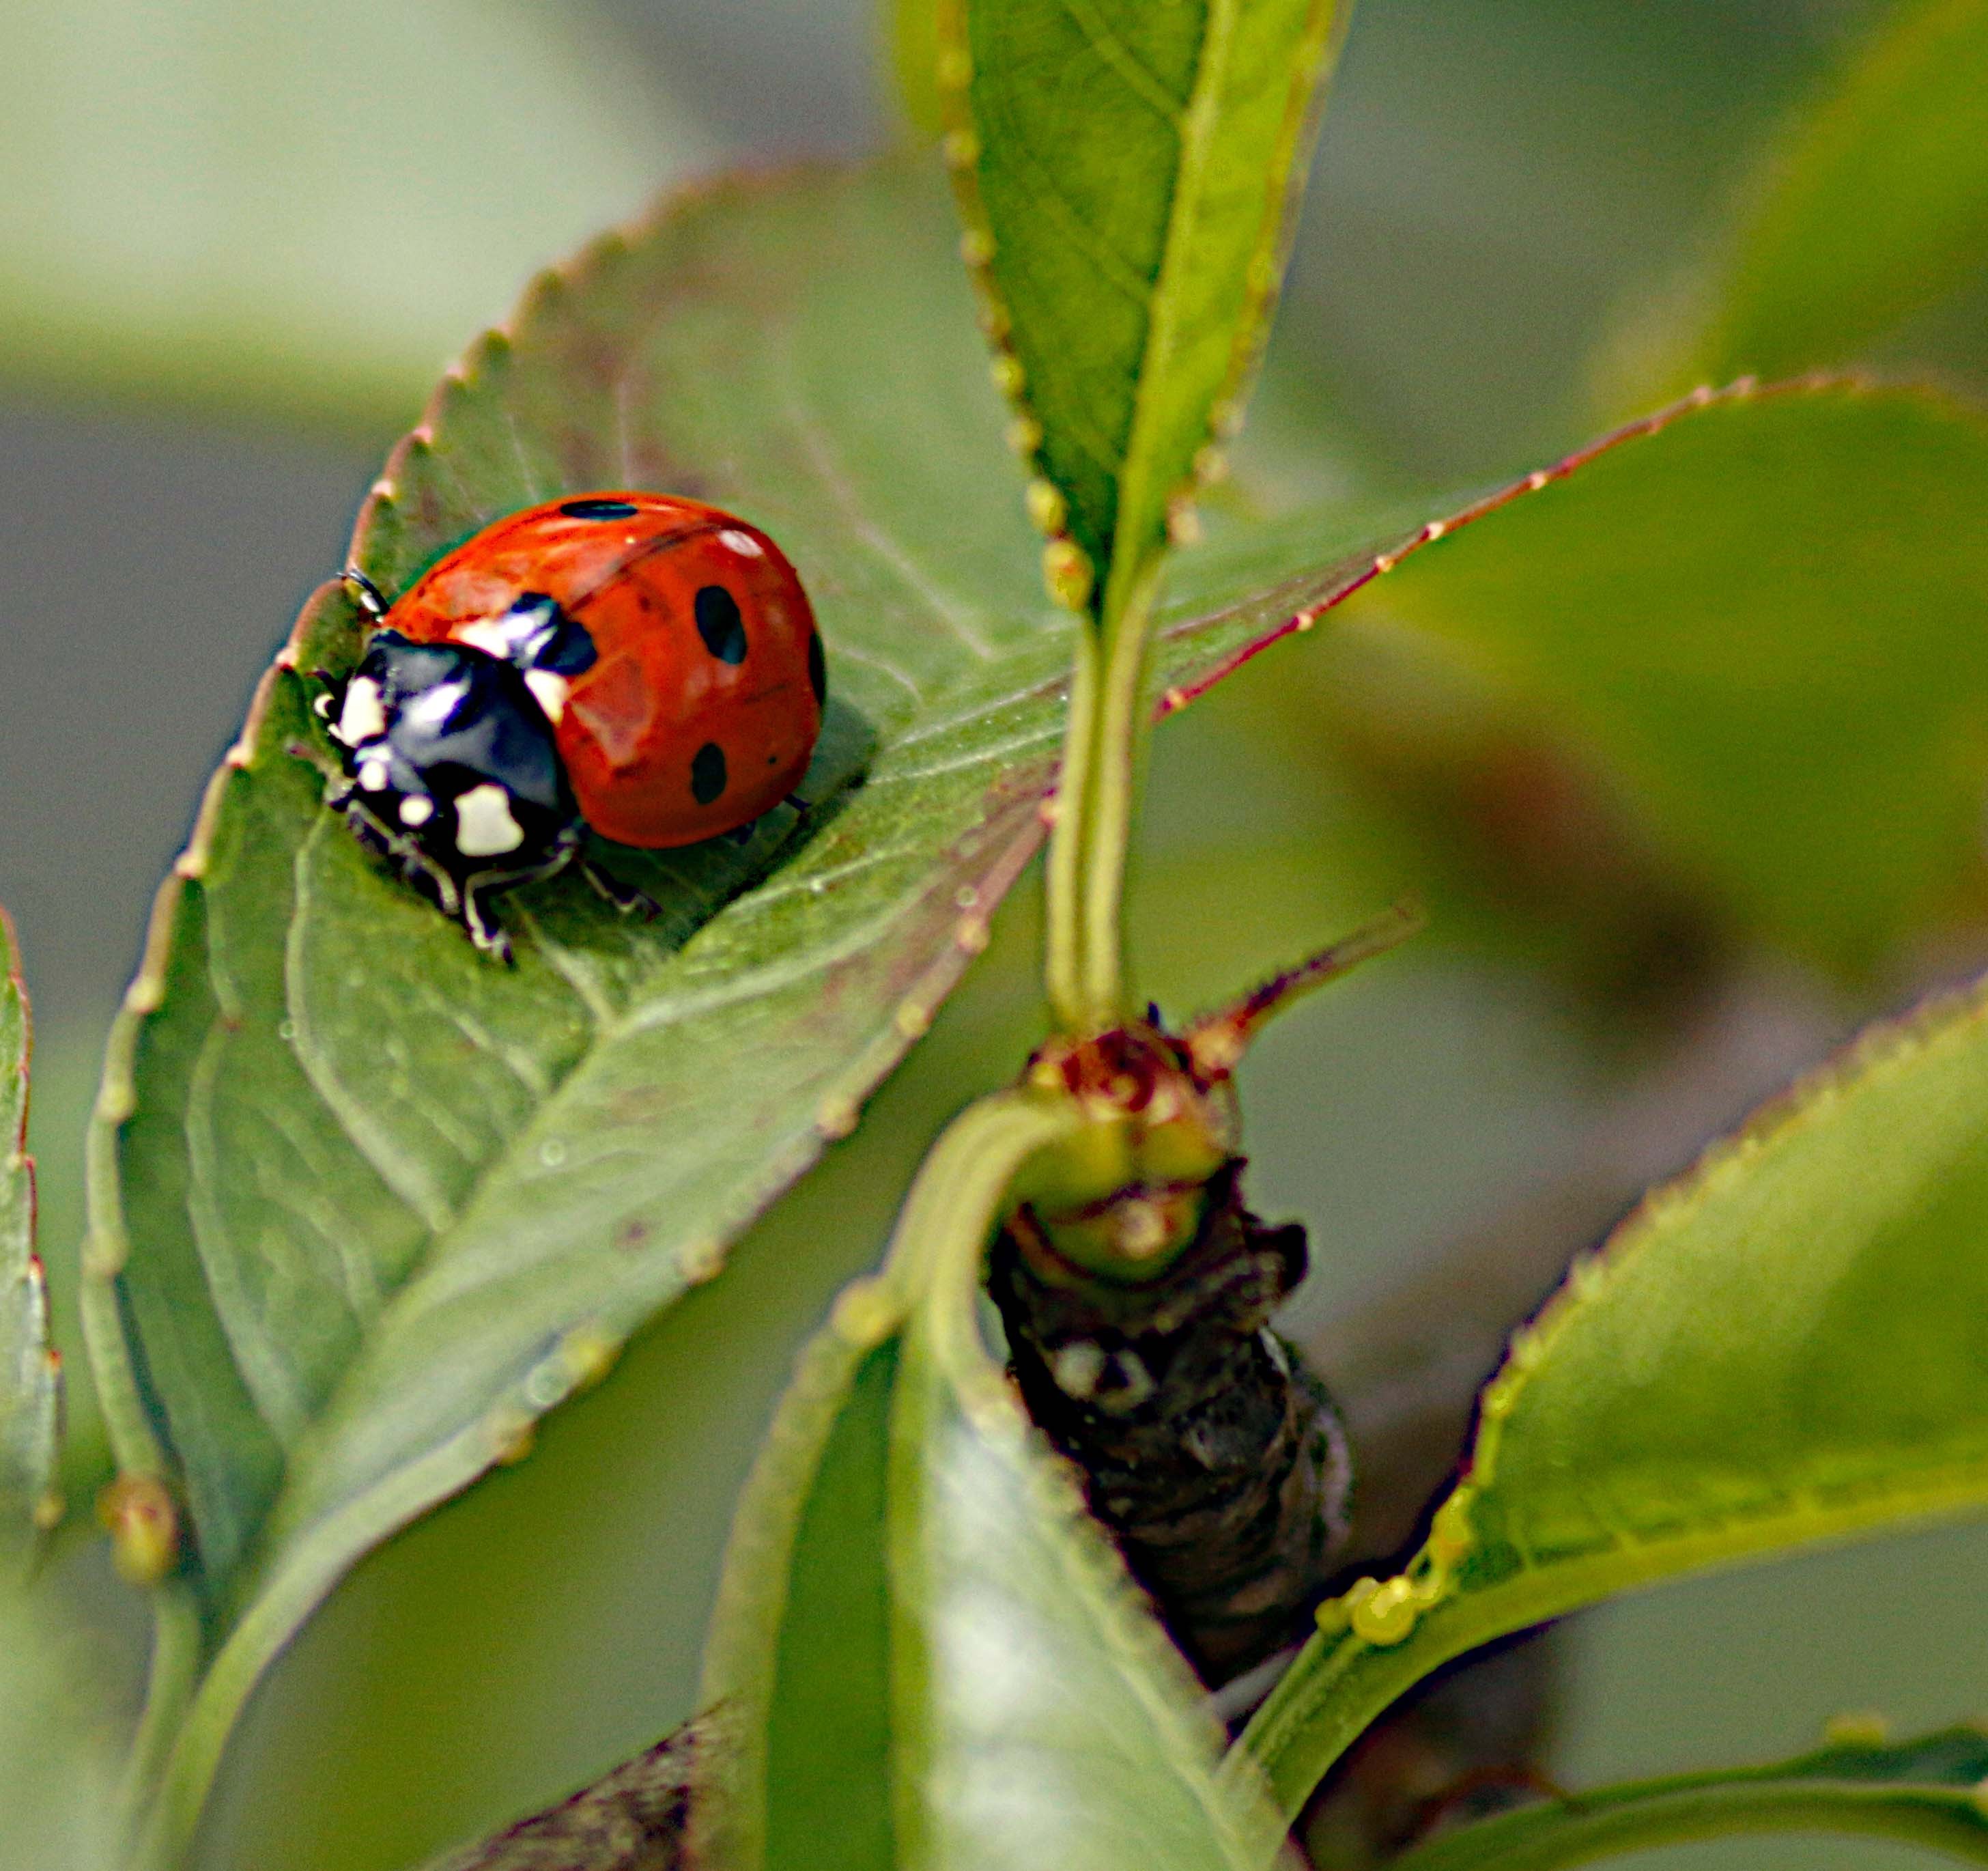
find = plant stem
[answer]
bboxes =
[119,1584,203,1871]
[1043,628,1105,1031]
[1043,575,1160,1035]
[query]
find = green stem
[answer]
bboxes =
[1043,628,1105,1031]
[887,1088,1082,1301]
[119,1584,203,1870]
[1227,1619,1454,1822]
[1042,576,1160,1035]
[1386,1771,1988,1871]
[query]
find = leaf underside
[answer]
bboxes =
[1244,968,1988,1814]
[1189,376,1988,977]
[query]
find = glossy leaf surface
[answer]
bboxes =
[1242,974,1988,1816]
[0,910,56,1562]
[939,0,1344,617]
[700,1094,1293,1871]
[1389,1727,1988,1871]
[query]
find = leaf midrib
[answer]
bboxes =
[1102,0,1239,620]
[229,645,1084,1564]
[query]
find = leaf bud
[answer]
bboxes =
[98,1474,180,1587]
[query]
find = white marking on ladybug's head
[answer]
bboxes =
[335,676,386,747]
[358,756,390,792]
[522,668,571,723]
[405,681,468,730]
[398,794,435,828]
[718,528,763,557]
[454,783,526,857]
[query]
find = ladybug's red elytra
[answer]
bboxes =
[315,492,825,959]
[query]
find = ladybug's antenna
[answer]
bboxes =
[342,565,389,625]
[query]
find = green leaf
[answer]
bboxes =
[700,1093,1295,1871]
[937,0,1347,622]
[0,908,58,1563]
[0,0,711,432]
[1214,379,1988,977]
[74,158,1460,1857]
[1600,0,1988,404]
[1238,972,1988,1820]
[1388,1727,1988,1871]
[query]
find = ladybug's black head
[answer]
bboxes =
[317,631,581,955]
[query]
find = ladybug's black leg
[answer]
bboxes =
[460,887,515,965]
[341,567,390,625]
[458,835,585,963]
[579,856,662,920]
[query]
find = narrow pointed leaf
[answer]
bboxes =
[0,908,57,1562]
[1389,1727,1988,1871]
[1603,0,1988,404]
[1240,973,1988,1818]
[939,0,1346,618]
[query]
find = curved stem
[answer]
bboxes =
[1386,1771,1988,1871]
[887,1089,1083,1302]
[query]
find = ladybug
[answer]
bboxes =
[315,492,825,959]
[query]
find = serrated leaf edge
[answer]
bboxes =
[1239,957,1988,1817]
[933,0,1348,620]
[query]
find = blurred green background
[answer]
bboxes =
[5,1,1988,1868]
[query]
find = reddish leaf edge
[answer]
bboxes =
[1150,367,1988,716]
[1,905,42,1311]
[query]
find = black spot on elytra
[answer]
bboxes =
[560,498,639,520]
[694,585,748,664]
[692,742,728,805]
[808,631,827,707]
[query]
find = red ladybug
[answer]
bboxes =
[315,493,825,959]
